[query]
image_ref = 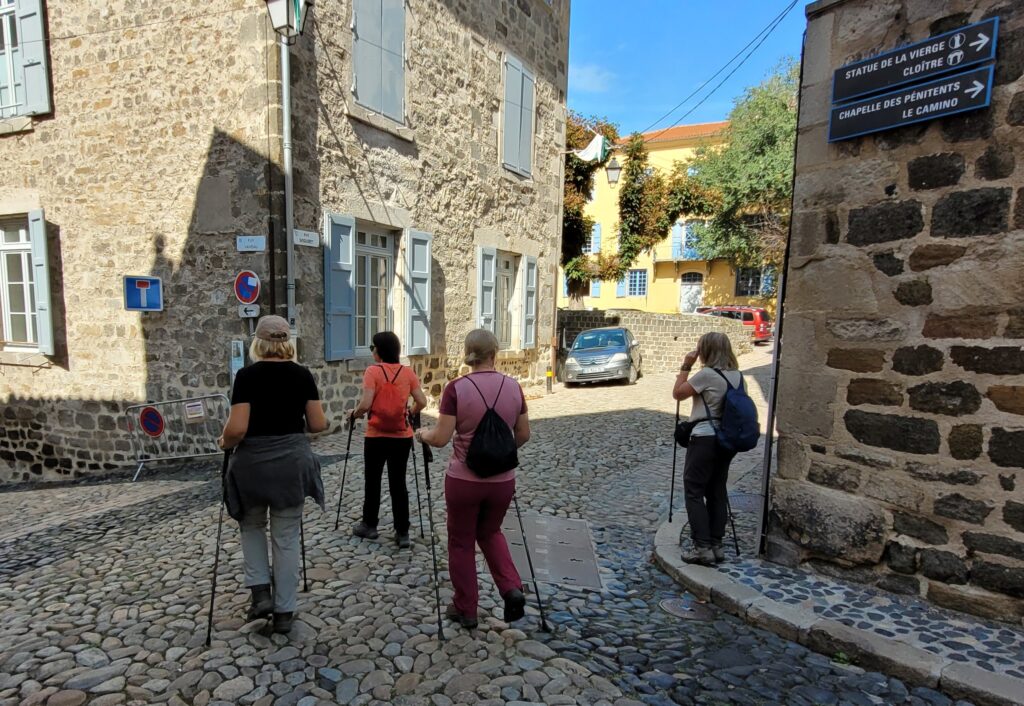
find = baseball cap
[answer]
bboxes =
[254,315,291,341]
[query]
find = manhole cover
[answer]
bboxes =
[659,597,715,621]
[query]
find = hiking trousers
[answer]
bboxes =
[682,436,735,548]
[445,475,522,617]
[362,436,413,534]
[239,504,303,612]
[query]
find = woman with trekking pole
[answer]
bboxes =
[218,315,329,634]
[350,331,427,549]
[415,329,530,630]
[671,331,743,566]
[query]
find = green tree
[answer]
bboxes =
[688,59,799,267]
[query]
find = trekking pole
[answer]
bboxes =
[206,449,231,647]
[418,437,445,641]
[333,412,356,531]
[513,493,551,633]
[727,495,740,557]
[669,400,680,523]
[300,515,309,592]
[408,412,426,539]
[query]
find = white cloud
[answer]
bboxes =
[569,63,615,93]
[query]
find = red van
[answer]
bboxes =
[695,306,774,344]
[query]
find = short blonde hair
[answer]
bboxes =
[464,329,499,366]
[250,337,296,362]
[697,332,738,370]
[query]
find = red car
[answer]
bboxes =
[696,305,774,344]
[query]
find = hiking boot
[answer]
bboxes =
[246,584,273,622]
[502,588,526,623]
[711,542,726,564]
[682,546,716,567]
[445,603,479,629]
[272,612,294,634]
[396,532,411,549]
[352,522,379,540]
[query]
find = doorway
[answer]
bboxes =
[679,272,704,313]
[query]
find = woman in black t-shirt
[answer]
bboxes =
[218,315,329,634]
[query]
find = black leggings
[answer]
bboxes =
[682,436,735,547]
[362,437,413,533]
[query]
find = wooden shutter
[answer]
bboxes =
[476,246,496,331]
[671,223,683,258]
[353,0,383,112]
[324,213,356,361]
[518,65,535,175]
[591,222,601,252]
[502,56,523,173]
[404,229,432,355]
[27,209,53,355]
[521,256,537,349]
[590,280,601,297]
[17,0,51,116]
[380,0,404,122]
[616,276,626,297]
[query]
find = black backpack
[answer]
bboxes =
[463,375,519,477]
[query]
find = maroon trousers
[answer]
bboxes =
[444,475,522,617]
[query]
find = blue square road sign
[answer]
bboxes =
[124,276,164,312]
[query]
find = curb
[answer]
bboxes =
[652,520,1024,706]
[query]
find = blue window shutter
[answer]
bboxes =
[521,256,537,348]
[380,0,405,122]
[476,246,496,331]
[563,275,568,297]
[616,276,626,297]
[404,229,432,355]
[519,67,535,175]
[324,213,356,361]
[590,280,601,297]
[28,209,53,355]
[353,0,383,113]
[17,0,51,116]
[592,222,601,252]
[671,223,683,258]
[503,56,523,172]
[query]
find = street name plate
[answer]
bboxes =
[294,229,320,247]
[501,514,602,590]
[832,18,998,103]
[829,65,993,142]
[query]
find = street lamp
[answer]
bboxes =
[265,0,311,42]
[606,157,622,186]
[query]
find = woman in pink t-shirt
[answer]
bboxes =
[416,329,531,629]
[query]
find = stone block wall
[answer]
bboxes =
[771,0,1024,622]
[557,309,753,374]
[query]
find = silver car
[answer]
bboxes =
[562,326,643,386]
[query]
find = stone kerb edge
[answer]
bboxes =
[651,520,1024,706]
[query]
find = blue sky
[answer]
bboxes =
[568,1,807,134]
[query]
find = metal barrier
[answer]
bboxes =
[124,394,230,481]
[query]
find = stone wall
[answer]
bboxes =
[0,0,568,484]
[771,0,1024,622]
[557,309,753,374]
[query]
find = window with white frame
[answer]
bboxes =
[502,54,535,176]
[476,246,538,350]
[495,253,517,348]
[352,0,405,124]
[354,227,394,352]
[0,216,36,348]
[627,269,647,297]
[0,0,50,119]
[735,267,763,297]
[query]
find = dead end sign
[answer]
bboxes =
[234,271,261,304]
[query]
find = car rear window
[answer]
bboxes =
[742,312,754,322]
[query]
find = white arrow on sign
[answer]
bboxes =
[238,304,261,318]
[969,33,989,52]
[965,80,986,99]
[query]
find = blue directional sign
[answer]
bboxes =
[123,276,164,312]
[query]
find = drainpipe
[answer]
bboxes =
[281,36,297,334]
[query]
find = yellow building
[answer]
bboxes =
[558,121,775,315]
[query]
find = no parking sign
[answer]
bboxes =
[139,406,165,438]
[234,270,261,304]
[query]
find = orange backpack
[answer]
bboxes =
[370,365,408,433]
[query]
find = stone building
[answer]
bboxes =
[771,0,1024,622]
[0,0,569,483]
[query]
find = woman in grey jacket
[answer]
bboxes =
[218,315,329,633]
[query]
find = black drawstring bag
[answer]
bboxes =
[463,375,519,477]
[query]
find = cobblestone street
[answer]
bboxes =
[0,347,975,706]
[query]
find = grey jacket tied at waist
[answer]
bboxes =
[225,434,324,521]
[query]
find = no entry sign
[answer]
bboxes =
[234,271,261,304]
[139,406,165,438]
